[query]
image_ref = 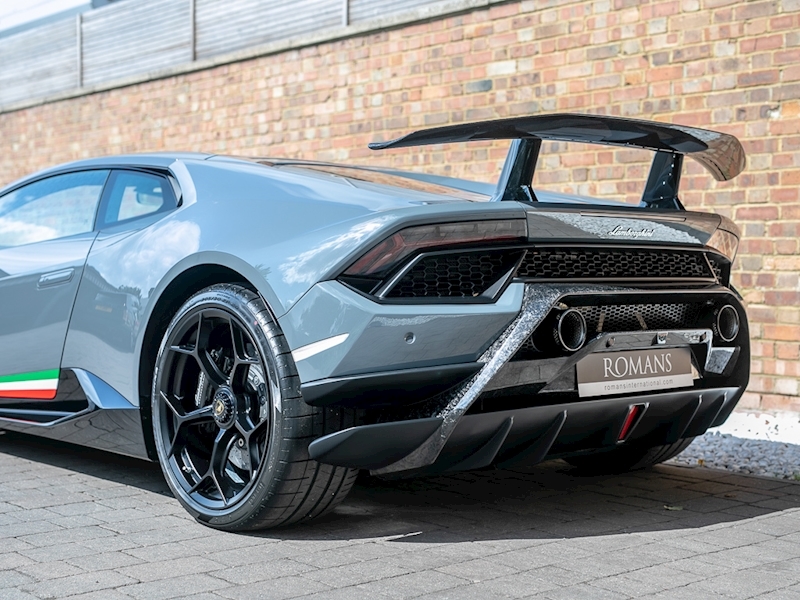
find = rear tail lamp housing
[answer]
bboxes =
[706,216,740,264]
[339,219,527,300]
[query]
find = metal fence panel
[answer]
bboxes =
[0,18,77,106]
[0,0,452,110]
[81,0,192,87]
[348,0,442,23]
[195,0,343,60]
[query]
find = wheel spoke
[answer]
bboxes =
[235,407,267,437]
[160,390,183,418]
[167,429,181,457]
[188,475,206,494]
[234,418,253,438]
[245,435,259,479]
[228,319,254,364]
[196,349,228,387]
[160,392,214,458]
[160,391,214,425]
[181,404,214,426]
[208,429,235,505]
[210,471,227,505]
[228,321,259,391]
[230,361,264,395]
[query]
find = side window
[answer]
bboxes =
[100,171,176,227]
[0,170,109,248]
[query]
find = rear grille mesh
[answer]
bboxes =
[385,250,521,299]
[580,302,703,333]
[515,247,713,281]
[513,301,705,360]
[378,246,723,299]
[707,255,726,283]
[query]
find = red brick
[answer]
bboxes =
[735,206,779,220]
[777,343,800,360]
[737,392,761,410]
[737,70,779,87]
[761,394,800,412]
[734,1,778,21]
[773,49,800,65]
[765,294,800,311]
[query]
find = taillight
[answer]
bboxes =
[706,216,739,263]
[344,219,527,278]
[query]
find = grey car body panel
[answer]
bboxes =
[0,232,97,378]
[280,281,524,383]
[180,159,524,311]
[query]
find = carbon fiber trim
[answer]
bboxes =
[371,283,623,474]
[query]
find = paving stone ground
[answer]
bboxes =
[1,431,800,600]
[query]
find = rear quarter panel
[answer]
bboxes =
[61,159,525,405]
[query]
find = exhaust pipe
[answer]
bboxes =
[715,304,740,342]
[555,308,588,352]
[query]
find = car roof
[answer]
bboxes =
[0,152,214,193]
[39,152,214,172]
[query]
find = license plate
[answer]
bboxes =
[576,347,693,398]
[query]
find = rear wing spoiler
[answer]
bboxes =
[369,114,745,209]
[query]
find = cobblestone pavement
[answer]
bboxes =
[2,432,800,600]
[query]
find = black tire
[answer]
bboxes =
[564,437,695,474]
[151,284,357,531]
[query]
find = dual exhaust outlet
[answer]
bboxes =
[546,304,741,354]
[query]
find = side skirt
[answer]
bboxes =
[0,369,150,460]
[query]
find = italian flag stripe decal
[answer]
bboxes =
[0,369,59,400]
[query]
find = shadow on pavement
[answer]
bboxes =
[0,430,170,496]
[2,429,799,543]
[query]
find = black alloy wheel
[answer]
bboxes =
[152,284,357,530]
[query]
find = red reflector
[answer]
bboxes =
[618,404,644,442]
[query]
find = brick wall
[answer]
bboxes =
[1,0,798,411]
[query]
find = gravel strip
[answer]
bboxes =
[669,431,800,480]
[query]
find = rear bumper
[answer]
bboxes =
[307,283,749,474]
[309,385,742,474]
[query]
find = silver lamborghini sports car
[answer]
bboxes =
[0,114,748,530]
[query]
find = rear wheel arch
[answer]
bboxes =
[137,264,259,461]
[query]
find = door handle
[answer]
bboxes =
[38,268,75,288]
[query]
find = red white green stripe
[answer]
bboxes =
[0,369,59,400]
